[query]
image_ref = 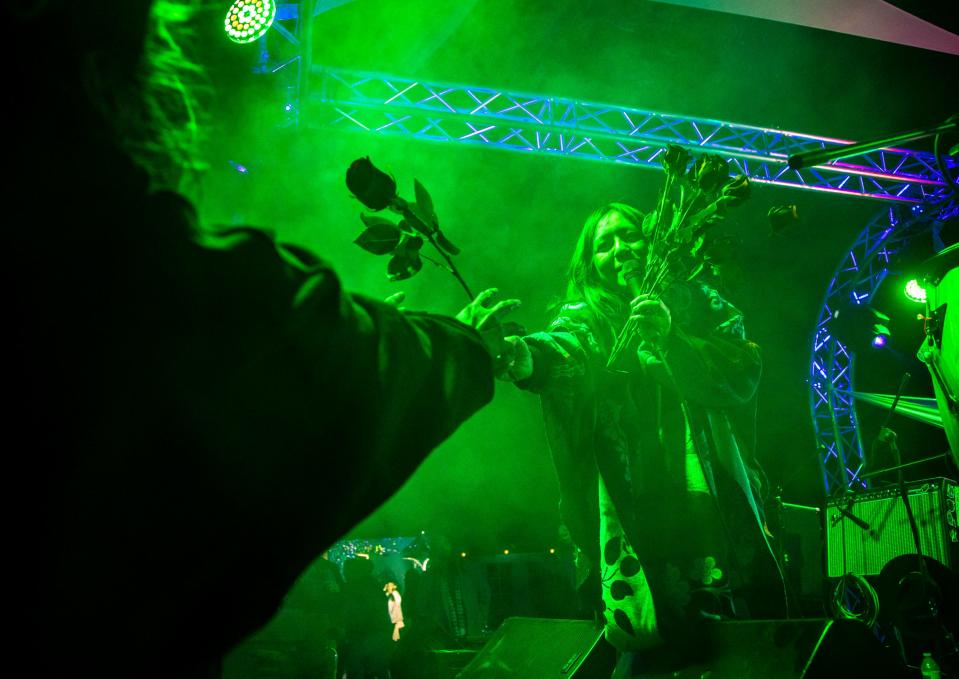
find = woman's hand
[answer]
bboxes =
[455,288,520,331]
[630,294,671,347]
[455,288,522,375]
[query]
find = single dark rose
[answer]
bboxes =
[660,144,691,178]
[691,154,729,193]
[707,155,731,192]
[768,204,799,234]
[720,174,751,206]
[346,156,397,211]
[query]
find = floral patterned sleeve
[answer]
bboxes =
[511,303,597,394]
[663,283,762,408]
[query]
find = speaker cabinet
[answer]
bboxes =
[456,617,614,678]
[457,617,905,678]
[625,618,907,679]
[825,477,958,577]
[776,502,825,609]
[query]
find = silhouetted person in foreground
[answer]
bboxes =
[7,2,518,676]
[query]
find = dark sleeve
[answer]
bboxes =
[661,284,765,503]
[131,221,497,647]
[193,224,495,538]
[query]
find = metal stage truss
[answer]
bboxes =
[809,201,957,493]
[302,68,951,205]
[258,4,957,493]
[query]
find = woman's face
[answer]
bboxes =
[591,210,647,294]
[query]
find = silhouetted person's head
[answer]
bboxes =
[11,0,207,194]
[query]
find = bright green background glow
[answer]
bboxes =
[194,0,953,552]
[189,1,955,673]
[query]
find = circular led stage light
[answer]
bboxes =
[224,0,276,44]
[904,278,928,304]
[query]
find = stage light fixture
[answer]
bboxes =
[224,0,276,44]
[905,278,928,304]
[831,303,892,351]
[871,319,891,349]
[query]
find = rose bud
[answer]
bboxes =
[660,145,691,177]
[707,156,731,191]
[721,174,751,206]
[692,154,729,192]
[346,157,397,211]
[768,204,799,234]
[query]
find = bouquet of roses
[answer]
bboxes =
[606,145,752,367]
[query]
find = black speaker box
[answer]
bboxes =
[456,617,614,678]
[630,618,908,678]
[457,617,908,678]
[777,502,826,611]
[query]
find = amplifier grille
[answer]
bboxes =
[825,478,958,578]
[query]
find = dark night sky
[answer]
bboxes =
[196,0,958,552]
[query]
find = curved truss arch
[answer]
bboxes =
[809,200,958,493]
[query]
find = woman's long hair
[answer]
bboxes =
[554,202,646,352]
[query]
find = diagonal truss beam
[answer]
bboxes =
[302,67,956,204]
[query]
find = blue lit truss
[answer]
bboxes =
[256,8,958,495]
[810,200,958,493]
[294,67,956,204]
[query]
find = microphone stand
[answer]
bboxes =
[787,118,957,170]
[860,452,950,480]
[829,374,911,568]
[873,375,958,666]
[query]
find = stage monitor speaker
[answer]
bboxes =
[629,618,906,679]
[825,477,958,578]
[455,617,614,678]
[456,617,906,678]
[778,502,825,607]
